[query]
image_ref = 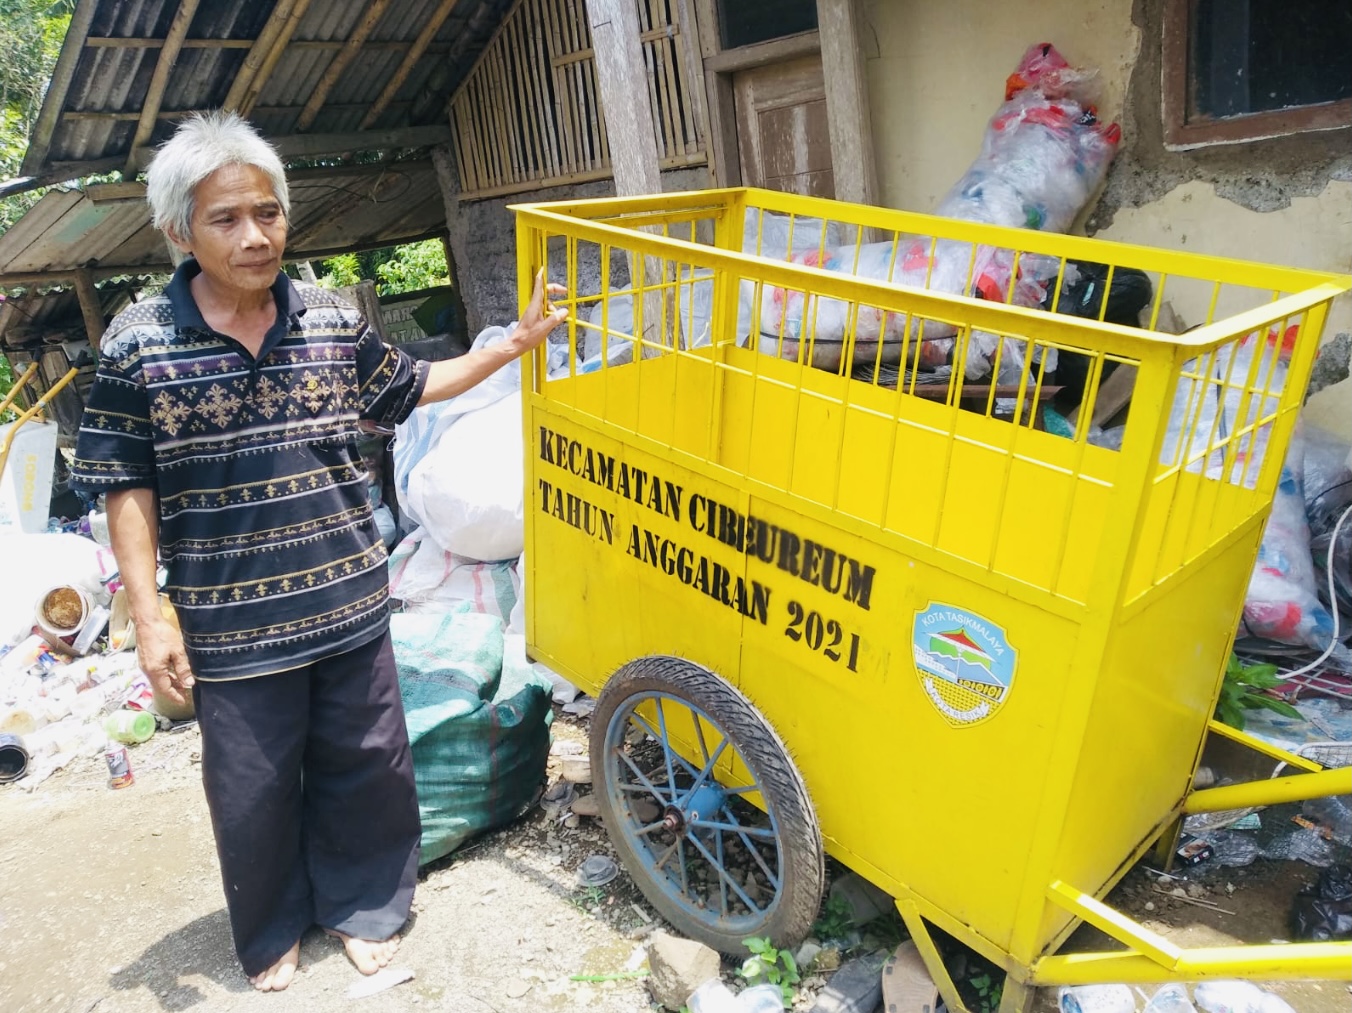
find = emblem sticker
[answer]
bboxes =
[912,603,1018,727]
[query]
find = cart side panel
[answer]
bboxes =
[729,490,1086,954]
[1036,518,1266,953]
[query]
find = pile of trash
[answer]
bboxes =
[388,322,580,863]
[0,527,182,790]
[1060,982,1302,1013]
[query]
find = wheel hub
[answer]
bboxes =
[661,782,727,836]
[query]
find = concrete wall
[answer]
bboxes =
[861,0,1352,437]
[433,146,710,336]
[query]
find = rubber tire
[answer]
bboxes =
[589,655,824,954]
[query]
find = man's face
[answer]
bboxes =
[168,163,287,296]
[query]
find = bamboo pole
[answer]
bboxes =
[125,0,203,175]
[360,0,462,129]
[296,0,397,132]
[236,0,315,118]
[223,0,299,113]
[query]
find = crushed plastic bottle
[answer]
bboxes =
[687,978,739,1013]
[1058,984,1135,1013]
[1195,981,1297,1013]
[1144,983,1197,1013]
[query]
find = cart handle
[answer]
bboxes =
[1041,880,1351,983]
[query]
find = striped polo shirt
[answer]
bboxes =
[70,260,429,680]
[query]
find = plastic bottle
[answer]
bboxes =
[104,709,156,745]
[1058,985,1136,1013]
[1144,983,1197,1013]
[1194,982,1296,1013]
[687,978,740,1013]
[736,983,786,1012]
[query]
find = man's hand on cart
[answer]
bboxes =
[415,269,568,406]
[509,268,569,356]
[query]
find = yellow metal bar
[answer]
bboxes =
[0,362,39,418]
[1047,881,1181,970]
[1184,766,1352,814]
[0,367,79,480]
[897,899,970,1013]
[1206,719,1323,773]
[1031,941,1352,985]
[518,186,1349,292]
[513,203,1348,364]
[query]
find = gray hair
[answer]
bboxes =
[144,110,290,244]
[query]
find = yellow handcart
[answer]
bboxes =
[512,187,1352,1009]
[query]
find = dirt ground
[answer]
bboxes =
[1,711,1348,1013]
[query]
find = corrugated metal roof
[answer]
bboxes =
[0,160,449,284]
[0,0,516,302]
[22,0,514,180]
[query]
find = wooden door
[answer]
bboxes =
[732,53,834,197]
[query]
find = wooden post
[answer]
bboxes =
[586,0,669,348]
[431,144,482,336]
[586,0,661,196]
[73,270,106,345]
[816,0,877,207]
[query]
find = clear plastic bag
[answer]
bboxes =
[1259,826,1337,868]
[752,43,1118,376]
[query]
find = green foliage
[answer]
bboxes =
[0,1,74,232]
[314,239,449,297]
[1216,654,1301,731]
[738,937,799,1008]
[812,895,854,942]
[375,238,449,296]
[316,252,361,290]
[967,972,1003,1013]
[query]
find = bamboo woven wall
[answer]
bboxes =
[449,0,707,200]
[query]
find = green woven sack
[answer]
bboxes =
[393,610,552,865]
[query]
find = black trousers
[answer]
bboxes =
[193,630,420,977]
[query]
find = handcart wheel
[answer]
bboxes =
[589,656,824,954]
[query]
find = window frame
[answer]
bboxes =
[1162,0,1352,149]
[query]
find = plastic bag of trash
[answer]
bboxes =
[388,529,520,620]
[1237,427,1351,668]
[393,611,551,865]
[393,323,522,534]
[1160,325,1292,485]
[752,43,1118,375]
[1291,863,1352,941]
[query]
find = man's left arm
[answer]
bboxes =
[417,271,567,406]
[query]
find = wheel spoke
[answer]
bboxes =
[720,806,782,889]
[681,736,730,811]
[655,698,679,802]
[692,707,711,765]
[676,837,690,897]
[685,828,765,914]
[617,748,672,804]
[634,818,669,837]
[688,819,776,839]
[715,826,729,918]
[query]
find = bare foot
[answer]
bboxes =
[325,929,400,975]
[249,940,300,992]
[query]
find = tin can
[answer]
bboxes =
[105,743,134,789]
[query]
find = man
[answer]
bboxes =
[70,111,566,992]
